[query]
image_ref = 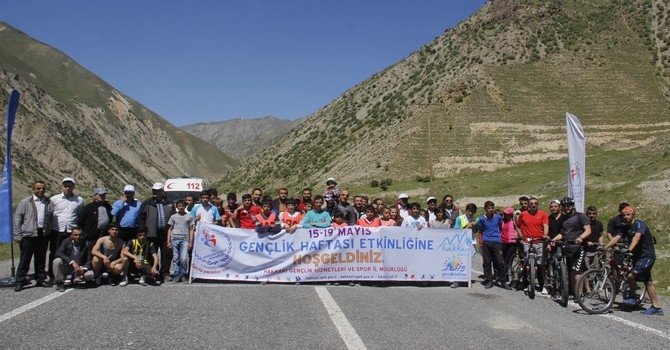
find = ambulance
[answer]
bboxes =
[163,177,210,203]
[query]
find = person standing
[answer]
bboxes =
[111,185,141,242]
[440,194,460,228]
[137,182,175,282]
[167,200,195,283]
[476,201,511,290]
[13,181,54,291]
[516,197,549,294]
[48,177,84,282]
[552,197,591,294]
[77,188,112,252]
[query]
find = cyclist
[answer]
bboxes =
[516,196,549,294]
[551,197,591,297]
[604,206,663,315]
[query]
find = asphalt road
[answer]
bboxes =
[0,258,668,350]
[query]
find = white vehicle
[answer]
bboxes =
[164,177,210,203]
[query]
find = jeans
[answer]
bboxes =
[171,238,189,278]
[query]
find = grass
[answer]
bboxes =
[0,243,19,262]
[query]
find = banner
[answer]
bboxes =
[0,90,20,244]
[190,224,473,283]
[566,112,585,212]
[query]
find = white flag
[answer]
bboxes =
[566,112,585,212]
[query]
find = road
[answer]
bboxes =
[0,258,668,349]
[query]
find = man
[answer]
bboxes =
[14,181,54,291]
[425,197,438,222]
[335,190,358,226]
[52,226,94,291]
[77,188,112,252]
[585,206,604,269]
[441,194,460,228]
[606,202,630,243]
[297,187,313,213]
[604,206,663,315]
[251,188,263,207]
[476,201,511,290]
[396,193,410,219]
[137,182,175,282]
[111,185,141,242]
[49,177,85,282]
[547,199,565,239]
[353,195,365,219]
[91,223,128,286]
[271,188,290,213]
[122,227,161,286]
[191,190,221,227]
[516,196,549,294]
[514,195,530,224]
[551,197,591,294]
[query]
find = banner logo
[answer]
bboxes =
[193,227,233,269]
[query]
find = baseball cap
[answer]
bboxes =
[123,185,135,193]
[152,182,165,190]
[62,177,75,185]
[93,188,107,195]
[426,196,437,203]
[503,207,515,215]
[398,193,409,199]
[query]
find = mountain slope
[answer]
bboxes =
[220,0,670,194]
[0,22,238,197]
[181,116,301,161]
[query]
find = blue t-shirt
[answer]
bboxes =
[111,199,140,228]
[301,210,331,228]
[476,214,502,243]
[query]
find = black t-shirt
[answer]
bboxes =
[549,214,566,239]
[586,220,603,252]
[561,211,590,241]
[607,215,629,242]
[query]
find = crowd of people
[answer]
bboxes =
[11,177,663,316]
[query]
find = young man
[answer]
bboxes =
[271,188,290,213]
[476,201,511,290]
[254,200,282,234]
[122,227,161,286]
[168,200,195,283]
[301,196,331,228]
[297,188,313,213]
[251,188,263,207]
[552,197,591,294]
[585,206,604,269]
[234,193,262,229]
[516,196,549,294]
[77,188,112,252]
[91,223,128,286]
[604,206,663,315]
[191,190,221,227]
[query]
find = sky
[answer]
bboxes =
[3,0,487,126]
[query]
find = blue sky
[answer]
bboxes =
[4,0,487,126]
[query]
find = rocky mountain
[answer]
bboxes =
[181,116,301,161]
[219,0,670,194]
[0,22,238,199]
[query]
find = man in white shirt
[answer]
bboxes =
[48,177,84,282]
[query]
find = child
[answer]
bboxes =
[389,207,403,226]
[302,195,331,228]
[401,202,427,230]
[191,191,221,228]
[429,209,450,229]
[323,177,340,216]
[380,207,396,227]
[279,199,303,233]
[167,200,195,283]
[254,200,282,234]
[233,194,262,229]
[331,212,348,227]
[357,205,381,227]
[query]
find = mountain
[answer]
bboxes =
[219,0,670,194]
[181,116,302,161]
[0,22,238,199]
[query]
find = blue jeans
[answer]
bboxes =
[171,238,189,277]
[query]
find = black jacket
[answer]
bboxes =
[77,200,112,241]
[56,238,92,269]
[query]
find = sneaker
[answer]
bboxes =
[501,281,513,290]
[484,280,494,289]
[101,272,109,279]
[641,307,664,316]
[139,276,147,286]
[451,282,459,288]
[622,297,638,306]
[173,276,182,283]
[119,277,129,287]
[541,287,549,295]
[56,284,65,292]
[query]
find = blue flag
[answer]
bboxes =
[0,90,20,243]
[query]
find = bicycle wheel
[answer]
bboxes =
[559,260,569,306]
[620,279,648,307]
[510,254,522,289]
[576,269,616,314]
[527,258,536,299]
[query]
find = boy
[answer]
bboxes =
[167,200,195,283]
[122,226,161,285]
[191,191,221,227]
[254,200,282,234]
[357,205,381,227]
[401,202,427,230]
[234,194,262,229]
[279,199,302,233]
[302,196,331,228]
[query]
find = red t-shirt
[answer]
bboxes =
[237,205,261,229]
[517,210,549,239]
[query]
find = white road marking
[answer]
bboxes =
[600,313,670,340]
[315,286,367,350]
[0,289,72,323]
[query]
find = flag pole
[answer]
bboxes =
[0,90,20,287]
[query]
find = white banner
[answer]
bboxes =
[566,112,586,212]
[190,224,473,283]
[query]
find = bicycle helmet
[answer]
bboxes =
[560,197,575,206]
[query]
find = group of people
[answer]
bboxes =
[11,177,664,316]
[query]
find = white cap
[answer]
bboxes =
[62,177,75,184]
[398,193,409,199]
[152,182,165,190]
[123,185,135,192]
[426,196,437,203]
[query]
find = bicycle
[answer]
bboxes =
[520,237,547,299]
[508,238,524,290]
[545,240,571,307]
[575,245,649,314]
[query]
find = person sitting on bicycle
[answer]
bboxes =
[516,196,549,295]
[551,197,591,296]
[604,206,663,316]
